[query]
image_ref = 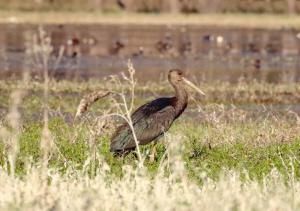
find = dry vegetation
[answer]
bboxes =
[0,157,300,210]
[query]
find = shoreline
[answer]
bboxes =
[0,11,300,29]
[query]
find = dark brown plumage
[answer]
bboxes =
[110,69,191,155]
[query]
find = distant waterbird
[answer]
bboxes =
[110,69,205,155]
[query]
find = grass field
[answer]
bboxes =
[1,11,300,29]
[0,73,300,210]
[0,28,300,210]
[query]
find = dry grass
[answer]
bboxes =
[75,90,111,119]
[0,151,299,211]
[1,11,300,29]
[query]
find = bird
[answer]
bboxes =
[110,69,205,156]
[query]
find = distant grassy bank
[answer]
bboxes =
[1,11,300,29]
[1,0,300,14]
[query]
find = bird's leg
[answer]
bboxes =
[149,141,158,163]
[131,151,139,160]
[121,154,126,164]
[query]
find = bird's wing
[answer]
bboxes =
[110,98,176,151]
[133,105,176,144]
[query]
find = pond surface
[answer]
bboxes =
[0,23,300,82]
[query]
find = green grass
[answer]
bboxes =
[0,79,299,183]
[2,116,297,183]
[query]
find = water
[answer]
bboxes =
[0,23,300,82]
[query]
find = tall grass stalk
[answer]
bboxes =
[76,60,144,164]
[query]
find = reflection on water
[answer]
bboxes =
[0,24,300,82]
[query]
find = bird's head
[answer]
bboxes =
[168,69,205,96]
[168,69,184,83]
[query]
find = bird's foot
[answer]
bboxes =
[149,154,155,163]
[149,145,157,163]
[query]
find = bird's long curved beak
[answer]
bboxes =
[182,77,205,96]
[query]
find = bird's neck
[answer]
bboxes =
[172,82,188,118]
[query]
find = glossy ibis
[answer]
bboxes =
[110,69,205,155]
